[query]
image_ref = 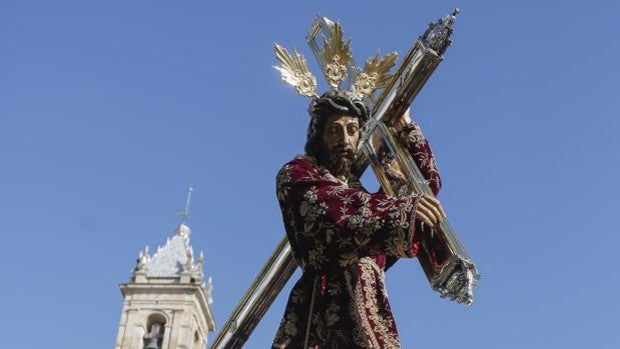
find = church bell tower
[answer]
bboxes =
[115,189,215,349]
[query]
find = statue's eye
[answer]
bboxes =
[347,125,358,135]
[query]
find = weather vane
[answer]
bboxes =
[175,185,193,224]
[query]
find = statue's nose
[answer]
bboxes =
[344,133,356,147]
[338,130,352,146]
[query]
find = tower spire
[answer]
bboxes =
[116,185,214,349]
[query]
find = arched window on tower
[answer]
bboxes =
[143,313,166,349]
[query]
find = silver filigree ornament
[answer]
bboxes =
[422,8,458,56]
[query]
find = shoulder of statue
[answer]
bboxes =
[277,155,344,186]
[277,155,317,182]
[281,155,317,172]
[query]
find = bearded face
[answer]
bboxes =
[316,114,360,178]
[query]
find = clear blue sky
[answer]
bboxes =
[2,1,619,348]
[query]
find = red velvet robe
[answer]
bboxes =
[273,122,441,349]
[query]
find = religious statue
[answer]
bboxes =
[271,89,445,348]
[209,10,479,349]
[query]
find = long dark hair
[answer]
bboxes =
[304,90,369,157]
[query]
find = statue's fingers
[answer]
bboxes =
[416,209,433,226]
[422,206,437,224]
[419,197,438,217]
[419,195,433,209]
[426,202,443,223]
[424,195,447,218]
[436,201,448,218]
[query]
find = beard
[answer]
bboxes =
[316,143,356,178]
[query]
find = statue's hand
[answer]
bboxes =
[392,108,413,128]
[415,194,446,227]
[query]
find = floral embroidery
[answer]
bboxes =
[273,120,442,348]
[356,257,400,349]
[398,122,442,195]
[276,165,293,201]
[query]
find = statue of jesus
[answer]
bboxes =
[272,90,446,348]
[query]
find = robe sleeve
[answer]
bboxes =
[384,121,443,270]
[398,121,442,196]
[277,157,422,271]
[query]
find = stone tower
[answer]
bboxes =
[114,222,215,349]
